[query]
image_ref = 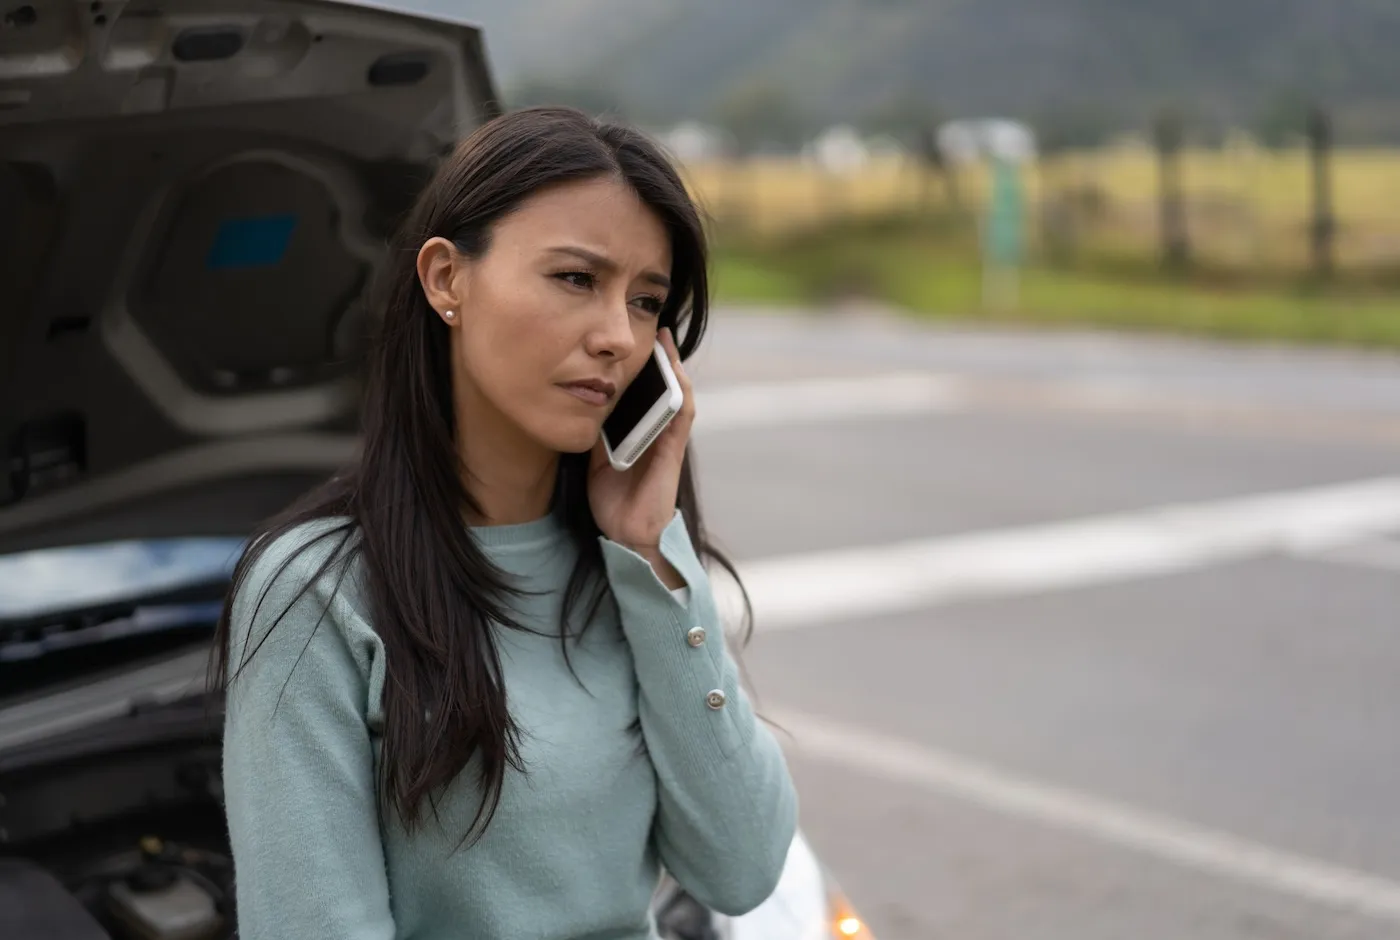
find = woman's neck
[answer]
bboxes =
[454,391,560,527]
[464,458,558,526]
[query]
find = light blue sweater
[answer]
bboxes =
[221,509,798,940]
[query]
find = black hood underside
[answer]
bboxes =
[0,0,499,555]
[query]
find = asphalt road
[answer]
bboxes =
[688,309,1400,940]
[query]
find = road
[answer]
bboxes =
[687,309,1400,940]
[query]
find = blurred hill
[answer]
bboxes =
[436,0,1400,144]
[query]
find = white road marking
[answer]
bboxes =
[709,476,1400,631]
[771,708,1400,922]
[690,372,1400,918]
[694,373,964,432]
[691,367,1400,444]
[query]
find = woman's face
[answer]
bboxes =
[418,176,673,459]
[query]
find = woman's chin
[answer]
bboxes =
[540,422,605,456]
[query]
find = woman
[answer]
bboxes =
[213,106,798,940]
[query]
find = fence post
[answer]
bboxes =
[916,126,937,213]
[1306,105,1335,281]
[1153,108,1190,272]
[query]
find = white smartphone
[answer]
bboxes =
[601,340,684,471]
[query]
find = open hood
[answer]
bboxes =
[0,0,499,555]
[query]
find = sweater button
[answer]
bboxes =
[687,626,707,647]
[706,689,727,710]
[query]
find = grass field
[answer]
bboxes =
[685,147,1400,272]
[685,149,1400,348]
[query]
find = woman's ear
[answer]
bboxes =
[416,237,466,323]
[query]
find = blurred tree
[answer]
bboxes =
[1153,106,1191,272]
[1307,104,1335,280]
[711,79,810,155]
[857,89,942,145]
[1033,106,1119,155]
[1034,105,1118,265]
[480,0,1400,146]
[1033,109,1096,267]
[505,76,635,119]
[1255,89,1312,149]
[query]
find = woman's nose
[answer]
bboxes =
[585,298,638,360]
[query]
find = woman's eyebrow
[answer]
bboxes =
[546,245,671,290]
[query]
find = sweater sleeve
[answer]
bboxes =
[221,538,396,940]
[599,511,799,916]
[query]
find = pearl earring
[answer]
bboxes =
[444,310,456,321]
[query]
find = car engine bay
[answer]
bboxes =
[0,695,234,940]
[4,833,234,940]
[0,688,722,940]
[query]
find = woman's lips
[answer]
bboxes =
[559,383,612,407]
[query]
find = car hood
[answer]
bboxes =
[0,0,498,556]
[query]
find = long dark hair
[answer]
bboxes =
[210,106,749,844]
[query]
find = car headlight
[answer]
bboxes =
[715,832,876,940]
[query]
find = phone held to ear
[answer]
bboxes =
[601,340,684,472]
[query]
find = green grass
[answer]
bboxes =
[710,216,1400,349]
[706,253,811,305]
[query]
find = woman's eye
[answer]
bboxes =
[633,294,665,316]
[556,271,595,290]
[555,271,663,315]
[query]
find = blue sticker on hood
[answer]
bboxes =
[206,214,298,270]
